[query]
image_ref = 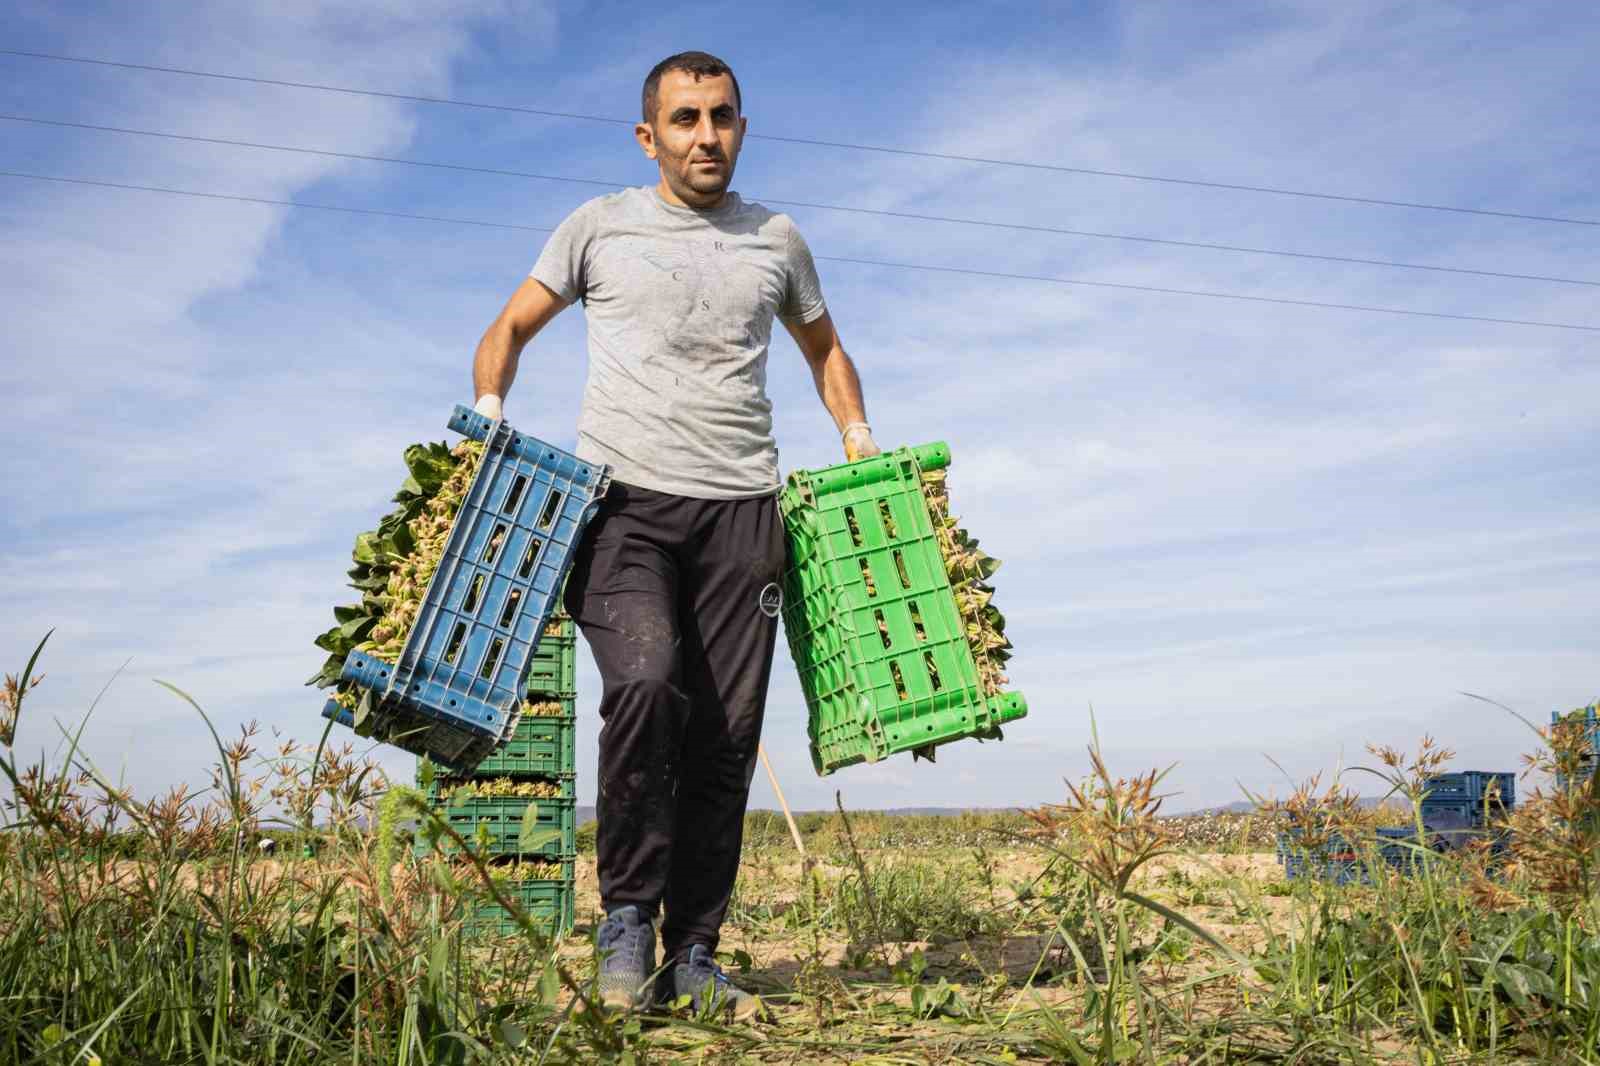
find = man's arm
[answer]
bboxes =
[782,310,881,460]
[472,278,569,415]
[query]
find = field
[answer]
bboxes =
[4,639,1600,1064]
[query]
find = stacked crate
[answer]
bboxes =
[417,612,578,936]
[1416,770,1514,853]
[1278,771,1515,882]
[1275,826,1370,884]
[1553,702,1600,790]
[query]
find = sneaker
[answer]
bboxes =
[595,905,656,1010]
[667,944,763,1021]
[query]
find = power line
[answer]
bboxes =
[0,170,555,231]
[5,169,1595,334]
[4,113,1594,289]
[0,114,620,190]
[814,255,1600,333]
[769,196,1600,288]
[4,47,1595,229]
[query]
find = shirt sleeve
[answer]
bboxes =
[779,220,828,324]
[528,201,596,304]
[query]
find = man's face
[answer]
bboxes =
[636,70,746,208]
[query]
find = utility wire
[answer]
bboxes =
[0,170,555,231]
[4,114,1593,289]
[6,169,1595,333]
[3,47,1595,228]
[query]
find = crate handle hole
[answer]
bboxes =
[502,474,529,515]
[844,506,863,548]
[462,574,486,614]
[476,633,502,675]
[537,490,565,530]
[499,587,522,629]
[481,523,509,565]
[519,538,544,579]
[443,622,468,665]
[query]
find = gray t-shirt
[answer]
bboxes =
[530,186,827,499]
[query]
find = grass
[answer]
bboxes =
[4,631,1600,1063]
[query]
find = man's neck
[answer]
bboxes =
[656,177,727,211]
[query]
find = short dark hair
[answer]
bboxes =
[642,51,741,123]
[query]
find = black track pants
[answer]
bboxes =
[563,481,786,960]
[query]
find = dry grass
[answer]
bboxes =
[5,633,1599,1063]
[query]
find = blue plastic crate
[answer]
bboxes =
[1281,852,1370,885]
[1419,796,1509,829]
[1421,770,1515,809]
[1553,704,1600,756]
[323,405,610,769]
[1276,827,1370,883]
[1556,755,1598,793]
[1376,826,1430,870]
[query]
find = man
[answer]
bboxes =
[470,51,879,1017]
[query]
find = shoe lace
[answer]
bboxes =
[598,913,647,962]
[683,947,730,989]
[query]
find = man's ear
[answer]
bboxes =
[635,121,658,160]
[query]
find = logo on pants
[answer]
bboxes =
[758,582,783,618]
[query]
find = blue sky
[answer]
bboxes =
[2,0,1596,814]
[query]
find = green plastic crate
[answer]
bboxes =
[465,715,576,775]
[417,795,577,859]
[526,632,577,697]
[425,774,576,805]
[780,443,1027,774]
[464,877,575,937]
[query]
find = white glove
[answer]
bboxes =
[474,393,503,420]
[842,422,881,461]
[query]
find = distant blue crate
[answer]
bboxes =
[322,405,610,770]
[1281,852,1370,885]
[1418,800,1481,825]
[1276,827,1370,883]
[1421,770,1515,809]
[1553,704,1600,756]
[1376,826,1430,870]
[1556,755,1598,794]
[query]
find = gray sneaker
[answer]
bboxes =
[667,945,763,1021]
[595,905,656,1010]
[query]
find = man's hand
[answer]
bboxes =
[474,393,504,421]
[842,422,881,462]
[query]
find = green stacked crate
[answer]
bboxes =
[417,612,579,936]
